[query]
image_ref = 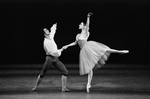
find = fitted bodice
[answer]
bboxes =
[77,39,87,48]
[76,33,88,48]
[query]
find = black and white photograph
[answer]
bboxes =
[0,0,150,99]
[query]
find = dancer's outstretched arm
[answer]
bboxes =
[107,49,129,54]
[61,41,77,50]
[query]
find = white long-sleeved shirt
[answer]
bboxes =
[44,38,62,57]
[43,27,61,57]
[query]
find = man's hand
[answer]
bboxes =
[60,46,67,52]
[62,45,68,50]
[87,12,93,17]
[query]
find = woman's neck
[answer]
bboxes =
[81,28,86,34]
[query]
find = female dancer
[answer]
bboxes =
[64,12,129,93]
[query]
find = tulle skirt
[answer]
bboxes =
[79,41,111,75]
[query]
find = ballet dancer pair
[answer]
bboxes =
[32,12,129,93]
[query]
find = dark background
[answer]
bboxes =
[0,0,149,65]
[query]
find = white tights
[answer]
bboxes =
[87,69,93,88]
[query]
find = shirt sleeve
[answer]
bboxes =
[49,28,56,39]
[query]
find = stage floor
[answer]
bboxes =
[0,64,150,99]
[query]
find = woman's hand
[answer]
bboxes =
[62,45,68,50]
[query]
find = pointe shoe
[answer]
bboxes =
[86,85,91,93]
[62,88,70,92]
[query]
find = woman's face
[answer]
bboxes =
[79,22,84,29]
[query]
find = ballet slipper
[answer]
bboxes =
[121,50,129,53]
[31,87,37,91]
[62,88,70,92]
[86,84,91,93]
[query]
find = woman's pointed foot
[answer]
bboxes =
[122,50,129,53]
[86,84,91,93]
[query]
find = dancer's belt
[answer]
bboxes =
[47,54,56,58]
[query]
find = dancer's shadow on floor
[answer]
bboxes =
[0,86,150,95]
[67,85,150,95]
[89,86,150,95]
[0,87,62,95]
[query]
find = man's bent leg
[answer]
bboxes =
[61,75,69,92]
[54,60,69,92]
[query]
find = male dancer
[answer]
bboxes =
[32,23,69,92]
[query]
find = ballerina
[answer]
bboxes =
[64,12,129,93]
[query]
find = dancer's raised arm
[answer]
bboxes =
[85,12,92,31]
[83,12,92,38]
[49,23,57,39]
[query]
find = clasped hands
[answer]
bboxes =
[61,45,68,51]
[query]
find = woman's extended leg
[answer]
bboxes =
[107,49,129,54]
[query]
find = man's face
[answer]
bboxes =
[43,28,50,35]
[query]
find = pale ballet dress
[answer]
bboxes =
[76,33,112,75]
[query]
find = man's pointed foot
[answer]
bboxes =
[31,87,37,92]
[62,88,70,92]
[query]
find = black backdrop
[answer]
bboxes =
[0,0,149,65]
